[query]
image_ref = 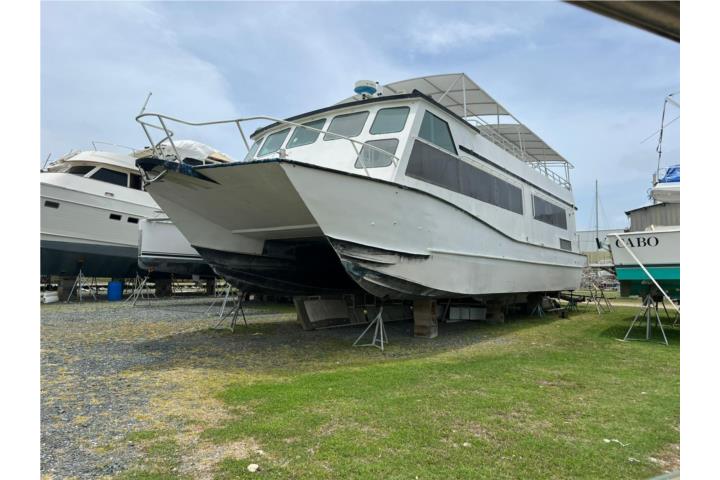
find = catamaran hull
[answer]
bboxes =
[139,159,585,299]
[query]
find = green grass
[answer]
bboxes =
[206,310,678,479]
[126,308,679,479]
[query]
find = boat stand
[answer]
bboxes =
[65,269,97,303]
[590,285,613,314]
[353,306,388,351]
[205,283,233,317]
[126,275,156,306]
[621,295,669,346]
[213,293,247,332]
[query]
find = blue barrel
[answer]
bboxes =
[107,281,124,301]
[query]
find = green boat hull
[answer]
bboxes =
[615,265,680,299]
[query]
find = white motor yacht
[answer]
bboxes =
[41,142,230,278]
[136,74,586,302]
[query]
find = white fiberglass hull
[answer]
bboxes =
[609,228,680,268]
[40,172,160,277]
[141,159,584,299]
[138,219,213,277]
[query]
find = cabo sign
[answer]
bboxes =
[615,236,659,248]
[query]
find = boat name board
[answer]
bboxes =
[614,236,660,248]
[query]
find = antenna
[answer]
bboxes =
[139,91,152,115]
[655,92,679,181]
[42,152,52,170]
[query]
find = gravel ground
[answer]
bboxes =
[40,297,294,479]
[41,296,513,479]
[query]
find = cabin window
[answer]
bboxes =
[418,111,456,154]
[244,141,260,162]
[258,128,291,156]
[129,174,143,190]
[324,111,369,141]
[44,200,60,209]
[559,238,572,251]
[355,139,398,169]
[370,107,410,134]
[91,168,128,187]
[287,119,326,148]
[182,158,204,166]
[406,140,523,214]
[67,165,95,176]
[109,213,122,221]
[127,217,139,224]
[533,195,567,229]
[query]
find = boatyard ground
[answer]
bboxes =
[41,298,679,479]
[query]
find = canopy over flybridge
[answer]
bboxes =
[381,73,573,171]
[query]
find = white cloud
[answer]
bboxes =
[407,11,520,55]
[41,2,240,160]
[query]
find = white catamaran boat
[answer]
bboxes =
[41,142,230,278]
[135,74,586,302]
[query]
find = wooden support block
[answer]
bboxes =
[293,296,315,331]
[414,299,438,338]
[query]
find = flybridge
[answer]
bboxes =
[377,74,573,189]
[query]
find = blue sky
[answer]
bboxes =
[41,1,679,229]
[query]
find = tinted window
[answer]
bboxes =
[67,165,95,176]
[183,158,203,166]
[533,195,567,229]
[418,111,456,154]
[127,217,139,224]
[355,139,398,169]
[559,238,572,251]
[287,119,326,148]
[406,140,523,214]
[244,141,260,162]
[91,168,128,187]
[370,107,410,134]
[44,200,60,209]
[258,128,290,156]
[324,111,369,141]
[129,174,143,190]
[109,213,122,221]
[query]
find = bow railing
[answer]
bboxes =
[135,113,401,179]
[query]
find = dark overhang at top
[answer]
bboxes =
[567,1,680,42]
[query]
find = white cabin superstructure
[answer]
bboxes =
[136,74,585,300]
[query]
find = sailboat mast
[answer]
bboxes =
[595,179,599,241]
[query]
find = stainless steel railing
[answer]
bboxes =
[135,112,401,179]
[468,118,571,190]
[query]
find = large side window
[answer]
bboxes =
[67,165,95,176]
[418,111,456,154]
[286,119,326,148]
[324,111,369,141]
[258,128,291,157]
[355,139,398,169]
[91,168,128,187]
[406,141,523,214]
[370,107,410,134]
[533,195,567,229]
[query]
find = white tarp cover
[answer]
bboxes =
[151,139,234,163]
